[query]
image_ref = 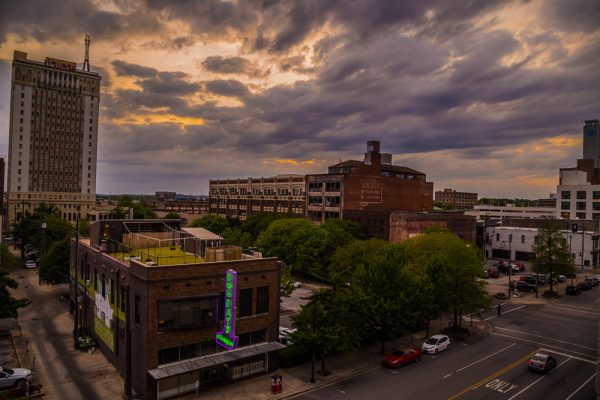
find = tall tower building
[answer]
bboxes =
[7,45,101,224]
[583,119,600,167]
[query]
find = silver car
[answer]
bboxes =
[0,366,32,389]
[421,334,451,354]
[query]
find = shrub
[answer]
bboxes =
[278,345,312,368]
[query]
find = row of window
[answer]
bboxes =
[561,202,600,211]
[214,187,304,196]
[561,191,600,200]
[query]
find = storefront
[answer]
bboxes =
[150,342,285,400]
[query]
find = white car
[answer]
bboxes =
[25,260,37,269]
[0,366,32,389]
[293,281,302,288]
[421,334,451,354]
[279,327,296,345]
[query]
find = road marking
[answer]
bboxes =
[507,357,570,400]
[551,303,600,312]
[495,327,596,351]
[595,298,600,303]
[447,349,539,400]
[485,305,527,320]
[455,343,517,372]
[540,348,596,364]
[491,333,596,360]
[485,379,518,394]
[443,373,453,379]
[546,305,600,316]
[564,372,597,400]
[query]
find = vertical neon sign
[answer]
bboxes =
[216,269,239,350]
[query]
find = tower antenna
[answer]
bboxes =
[83,34,91,72]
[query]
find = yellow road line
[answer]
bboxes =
[447,348,540,400]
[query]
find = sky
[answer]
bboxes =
[0,0,599,198]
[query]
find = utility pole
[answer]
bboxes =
[581,226,585,273]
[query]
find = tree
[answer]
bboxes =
[402,230,489,330]
[280,264,295,297]
[13,205,73,252]
[39,237,71,284]
[163,212,181,220]
[0,269,31,319]
[329,238,387,284]
[0,243,18,271]
[257,218,328,278]
[79,218,91,238]
[221,227,253,248]
[531,221,575,294]
[189,214,230,235]
[241,212,300,242]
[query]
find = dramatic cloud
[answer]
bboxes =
[0,0,598,198]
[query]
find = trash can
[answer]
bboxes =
[271,374,282,394]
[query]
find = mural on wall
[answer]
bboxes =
[216,269,239,350]
[359,177,382,204]
[94,277,115,350]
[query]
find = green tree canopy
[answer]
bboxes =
[163,212,181,220]
[240,212,300,241]
[329,238,387,284]
[531,221,575,294]
[189,214,230,235]
[0,269,31,319]
[39,237,71,284]
[0,243,18,271]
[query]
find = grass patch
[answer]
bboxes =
[112,246,204,266]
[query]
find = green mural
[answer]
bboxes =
[94,316,115,352]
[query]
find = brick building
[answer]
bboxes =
[209,175,306,220]
[70,219,283,399]
[435,188,478,208]
[306,141,433,223]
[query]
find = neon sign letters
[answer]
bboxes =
[216,269,239,350]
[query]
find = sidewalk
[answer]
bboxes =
[180,314,492,400]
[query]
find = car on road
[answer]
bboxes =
[584,277,599,287]
[24,260,37,269]
[566,285,581,295]
[527,353,557,374]
[0,366,32,389]
[421,335,451,354]
[382,347,422,368]
[510,281,537,293]
[577,281,592,291]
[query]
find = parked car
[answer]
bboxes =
[566,285,581,295]
[487,269,500,278]
[519,276,542,286]
[0,366,32,389]
[481,270,490,279]
[527,353,557,374]
[421,335,451,354]
[293,281,302,288]
[24,260,37,269]
[278,327,296,345]
[382,347,422,368]
[497,264,512,274]
[515,263,526,271]
[557,275,567,283]
[577,281,592,291]
[510,281,537,293]
[585,277,599,287]
[510,264,521,273]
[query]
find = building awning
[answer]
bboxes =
[148,342,286,380]
[181,227,223,241]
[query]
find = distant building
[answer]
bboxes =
[209,175,306,220]
[465,204,557,220]
[306,141,433,223]
[7,49,101,224]
[70,219,283,400]
[434,188,478,208]
[536,197,556,208]
[583,119,600,168]
[154,191,177,206]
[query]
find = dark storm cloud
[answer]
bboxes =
[543,0,600,33]
[112,60,158,77]
[205,79,250,98]
[136,72,201,95]
[0,0,161,44]
[201,56,269,78]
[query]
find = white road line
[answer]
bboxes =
[507,357,571,400]
[540,348,596,364]
[485,305,527,321]
[548,304,600,313]
[595,298,600,303]
[455,343,518,372]
[564,372,597,400]
[491,333,596,361]
[443,373,453,379]
[546,304,600,315]
[495,327,596,351]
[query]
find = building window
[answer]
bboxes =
[496,233,499,241]
[238,329,267,347]
[256,286,269,314]
[134,294,141,324]
[576,212,586,219]
[120,287,126,311]
[157,296,218,331]
[593,191,600,200]
[593,213,600,220]
[101,273,106,298]
[238,288,253,317]
[577,191,587,200]
[561,202,570,210]
[561,191,571,200]
[576,202,587,211]
[521,235,525,244]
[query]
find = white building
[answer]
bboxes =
[466,204,557,220]
[7,49,101,224]
[486,225,598,270]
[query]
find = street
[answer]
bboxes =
[293,291,598,400]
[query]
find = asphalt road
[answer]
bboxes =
[293,289,598,400]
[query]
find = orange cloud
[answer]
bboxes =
[266,159,316,166]
[112,114,204,126]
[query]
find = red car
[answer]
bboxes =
[515,263,526,271]
[382,347,422,368]
[487,268,500,278]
